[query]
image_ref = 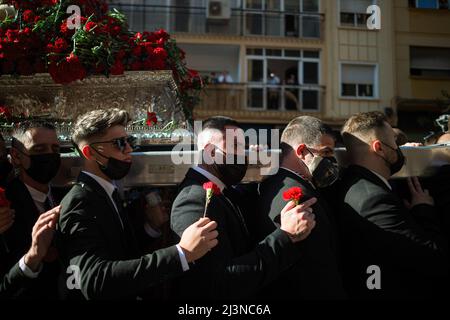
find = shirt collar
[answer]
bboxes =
[369,169,392,190]
[24,183,49,203]
[280,167,316,190]
[82,171,117,198]
[192,166,226,191]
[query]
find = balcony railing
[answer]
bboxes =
[109,3,324,39]
[197,83,325,112]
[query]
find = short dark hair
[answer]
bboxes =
[72,108,130,145]
[202,116,240,133]
[281,116,332,148]
[11,121,56,149]
[342,111,387,136]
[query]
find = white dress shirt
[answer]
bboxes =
[82,171,189,271]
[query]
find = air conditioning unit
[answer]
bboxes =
[206,0,231,20]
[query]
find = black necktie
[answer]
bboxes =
[112,189,139,252]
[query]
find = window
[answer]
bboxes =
[409,0,450,9]
[339,0,374,28]
[246,48,321,111]
[244,0,321,38]
[410,46,450,78]
[341,64,377,98]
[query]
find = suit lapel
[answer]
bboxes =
[185,168,250,240]
[77,173,129,248]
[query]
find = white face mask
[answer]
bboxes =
[304,149,340,188]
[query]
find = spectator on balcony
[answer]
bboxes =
[268,73,281,109]
[217,71,233,84]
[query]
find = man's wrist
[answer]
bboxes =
[24,250,42,272]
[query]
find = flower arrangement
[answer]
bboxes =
[0,0,204,119]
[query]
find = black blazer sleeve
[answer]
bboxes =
[0,263,30,299]
[58,190,184,300]
[345,184,448,276]
[171,184,302,299]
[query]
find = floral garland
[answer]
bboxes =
[0,0,205,120]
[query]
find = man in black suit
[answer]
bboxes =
[3,121,62,299]
[171,116,317,300]
[57,108,219,300]
[339,111,448,299]
[1,206,60,299]
[258,116,346,300]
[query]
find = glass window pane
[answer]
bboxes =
[356,13,368,27]
[340,12,355,26]
[303,0,319,12]
[303,50,320,58]
[302,90,319,110]
[266,0,281,10]
[267,87,281,110]
[247,48,264,55]
[416,0,438,8]
[285,88,300,110]
[285,14,299,37]
[246,13,263,34]
[302,15,321,38]
[266,49,283,56]
[248,88,264,108]
[285,0,300,12]
[265,13,282,36]
[342,83,357,96]
[358,84,374,97]
[246,0,263,9]
[248,60,264,82]
[303,62,319,84]
[285,50,302,57]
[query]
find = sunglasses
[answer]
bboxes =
[90,136,138,153]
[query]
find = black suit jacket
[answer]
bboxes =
[170,168,303,300]
[258,168,346,300]
[57,172,184,300]
[2,178,60,299]
[0,263,33,299]
[339,165,448,299]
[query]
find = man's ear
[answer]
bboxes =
[371,140,382,153]
[81,145,94,160]
[295,144,306,160]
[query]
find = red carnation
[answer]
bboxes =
[282,187,303,205]
[110,59,124,75]
[0,106,12,121]
[153,47,168,60]
[0,187,10,207]
[202,181,221,218]
[84,21,97,33]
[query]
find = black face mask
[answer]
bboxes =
[25,153,61,184]
[305,149,340,188]
[213,152,248,187]
[90,146,132,180]
[380,142,406,175]
[0,159,13,181]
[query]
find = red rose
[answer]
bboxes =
[153,47,167,60]
[22,10,35,24]
[282,187,303,205]
[110,59,124,75]
[0,106,12,121]
[146,112,158,126]
[0,187,10,207]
